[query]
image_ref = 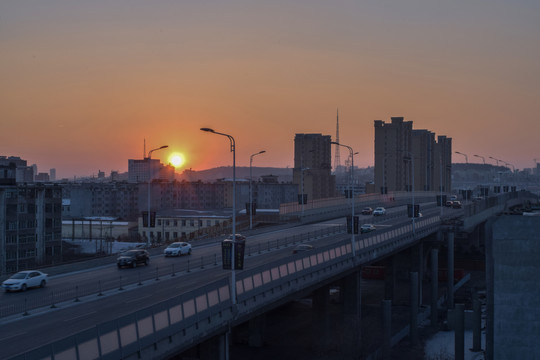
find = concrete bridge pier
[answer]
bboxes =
[411,241,424,306]
[342,270,362,358]
[199,332,227,360]
[312,284,330,354]
[382,299,392,360]
[384,255,396,301]
[409,271,419,345]
[430,248,439,327]
[447,231,455,310]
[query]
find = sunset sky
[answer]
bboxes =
[1,1,539,179]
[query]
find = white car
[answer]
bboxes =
[360,224,376,233]
[164,242,192,256]
[373,207,386,216]
[2,270,48,292]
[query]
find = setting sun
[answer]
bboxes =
[169,153,186,168]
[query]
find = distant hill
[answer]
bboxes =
[177,167,294,183]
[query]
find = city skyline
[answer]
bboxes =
[2,1,539,179]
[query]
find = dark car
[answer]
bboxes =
[117,250,150,268]
[452,201,462,209]
[361,207,373,215]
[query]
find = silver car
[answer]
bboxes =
[2,270,48,292]
[164,242,192,256]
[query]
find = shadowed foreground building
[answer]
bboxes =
[0,165,62,274]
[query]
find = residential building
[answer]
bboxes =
[0,156,34,183]
[0,181,62,274]
[128,158,175,183]
[293,133,336,202]
[373,117,452,193]
[62,181,139,221]
[138,209,231,243]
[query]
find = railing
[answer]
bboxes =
[10,215,443,360]
[0,206,417,319]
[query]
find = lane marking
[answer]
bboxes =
[126,295,153,304]
[64,311,97,322]
[0,331,26,342]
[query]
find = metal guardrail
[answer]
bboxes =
[10,214,443,360]
[0,205,414,319]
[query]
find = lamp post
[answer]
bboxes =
[489,156,500,167]
[455,151,468,164]
[249,150,266,230]
[331,141,357,257]
[147,145,168,248]
[473,154,485,165]
[403,151,416,234]
[201,127,238,304]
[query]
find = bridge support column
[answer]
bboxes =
[447,232,455,310]
[409,272,419,345]
[248,314,266,347]
[455,303,465,360]
[384,256,396,301]
[312,285,330,354]
[472,292,482,352]
[382,299,392,359]
[199,332,227,360]
[342,270,362,358]
[411,241,424,305]
[430,248,439,327]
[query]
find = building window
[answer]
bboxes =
[207,220,211,226]
[182,220,186,226]
[190,220,194,227]
[158,220,162,226]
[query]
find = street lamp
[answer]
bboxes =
[200,127,238,304]
[473,154,485,165]
[249,150,266,230]
[331,141,357,257]
[147,145,168,248]
[489,156,500,167]
[455,151,468,164]
[403,151,416,234]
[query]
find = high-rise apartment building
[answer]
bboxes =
[374,117,452,193]
[0,156,34,183]
[293,133,336,201]
[128,158,175,183]
[0,176,62,274]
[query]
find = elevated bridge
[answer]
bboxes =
[5,191,534,360]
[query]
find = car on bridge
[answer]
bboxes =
[360,224,376,233]
[228,234,246,241]
[361,207,373,215]
[373,207,386,216]
[2,270,48,292]
[292,244,314,254]
[117,249,150,268]
[452,201,462,209]
[164,242,192,256]
[445,201,454,207]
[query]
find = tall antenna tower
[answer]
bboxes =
[334,109,341,172]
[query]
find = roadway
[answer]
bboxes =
[0,202,457,359]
